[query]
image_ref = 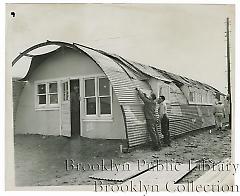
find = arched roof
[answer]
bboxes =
[12,41,223,147]
[13,40,221,94]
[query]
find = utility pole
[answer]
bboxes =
[226,17,232,129]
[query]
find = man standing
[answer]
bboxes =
[136,88,160,150]
[213,101,225,131]
[158,96,171,147]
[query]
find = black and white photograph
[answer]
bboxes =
[4,1,238,192]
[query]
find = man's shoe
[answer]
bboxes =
[162,143,171,147]
[152,146,161,151]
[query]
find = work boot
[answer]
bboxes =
[162,143,171,147]
[151,146,161,151]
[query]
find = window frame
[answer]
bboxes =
[35,80,60,110]
[62,80,70,103]
[189,86,214,105]
[84,76,112,118]
[36,83,47,107]
[158,83,170,101]
[98,76,112,116]
[189,90,196,103]
[84,77,97,116]
[48,82,59,106]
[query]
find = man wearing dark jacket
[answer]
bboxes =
[136,88,160,150]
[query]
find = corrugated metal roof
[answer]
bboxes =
[128,60,172,82]
[76,45,151,148]
[13,41,219,92]
[99,52,149,80]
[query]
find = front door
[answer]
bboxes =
[60,79,71,137]
[70,79,80,137]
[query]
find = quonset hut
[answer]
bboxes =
[12,41,225,149]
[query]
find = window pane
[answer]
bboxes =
[38,95,46,104]
[38,84,46,94]
[62,82,69,101]
[50,94,58,104]
[99,78,110,96]
[100,97,111,114]
[86,98,96,115]
[85,79,95,97]
[189,92,193,102]
[49,82,58,93]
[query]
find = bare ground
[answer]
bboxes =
[14,127,231,187]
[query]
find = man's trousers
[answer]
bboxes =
[160,114,170,145]
[146,119,160,148]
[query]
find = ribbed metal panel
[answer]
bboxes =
[77,46,150,148]
[128,60,172,82]
[104,53,149,80]
[122,105,148,147]
[76,46,219,148]
[167,105,215,138]
[13,41,228,149]
[77,46,140,105]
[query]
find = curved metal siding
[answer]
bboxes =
[129,60,172,82]
[13,42,227,149]
[77,46,138,104]
[104,53,149,80]
[76,46,218,148]
[76,46,150,147]
[166,105,215,138]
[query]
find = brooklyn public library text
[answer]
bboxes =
[65,159,239,175]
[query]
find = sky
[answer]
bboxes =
[6,3,235,94]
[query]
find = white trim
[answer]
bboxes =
[59,80,62,136]
[84,77,97,116]
[98,76,112,116]
[33,74,113,137]
[34,80,60,110]
[188,86,216,105]
[83,76,113,118]
[61,80,70,103]
[95,76,98,115]
[82,73,105,79]
[35,107,59,111]
[59,78,71,137]
[188,102,213,106]
[82,119,113,122]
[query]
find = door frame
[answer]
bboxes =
[59,76,82,137]
[59,73,107,137]
[59,78,71,137]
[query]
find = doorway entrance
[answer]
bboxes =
[70,79,80,137]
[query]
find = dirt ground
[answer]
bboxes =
[14,127,231,187]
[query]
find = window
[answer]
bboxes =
[37,84,46,105]
[189,91,196,102]
[36,81,59,108]
[85,78,96,115]
[158,85,170,101]
[99,77,111,115]
[199,94,203,103]
[48,82,58,104]
[62,81,69,101]
[202,91,207,103]
[84,77,112,116]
